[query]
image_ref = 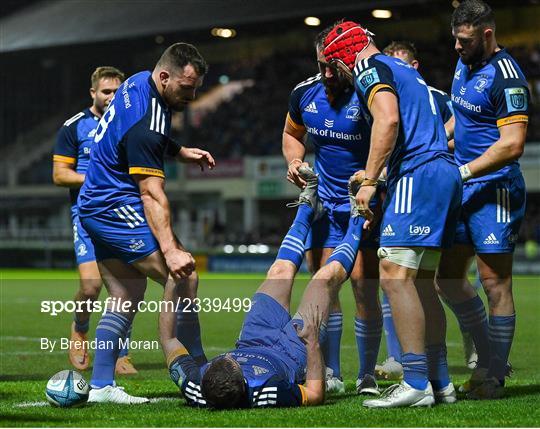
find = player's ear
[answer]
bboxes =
[89,87,96,100]
[159,70,171,86]
[483,27,493,42]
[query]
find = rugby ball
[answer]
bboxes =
[45,370,89,407]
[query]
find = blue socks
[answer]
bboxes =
[73,314,90,334]
[323,313,343,378]
[326,216,362,275]
[488,314,515,382]
[177,303,207,366]
[426,344,451,391]
[402,352,429,390]
[355,317,383,379]
[381,293,402,363]
[118,324,131,358]
[90,311,131,388]
[451,295,490,368]
[276,204,313,269]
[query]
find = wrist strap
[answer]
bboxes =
[459,164,473,182]
[360,177,379,187]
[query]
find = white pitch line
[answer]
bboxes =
[149,397,178,403]
[14,401,49,408]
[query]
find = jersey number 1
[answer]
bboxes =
[416,78,437,115]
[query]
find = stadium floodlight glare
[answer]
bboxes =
[257,244,270,254]
[211,27,237,38]
[452,0,460,8]
[223,244,234,254]
[304,16,321,26]
[238,244,248,254]
[372,9,392,19]
[248,245,258,254]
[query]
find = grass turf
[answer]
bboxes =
[1,269,539,427]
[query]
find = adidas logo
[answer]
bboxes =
[304,101,318,113]
[483,233,500,245]
[382,224,395,236]
[252,365,269,376]
[454,69,462,80]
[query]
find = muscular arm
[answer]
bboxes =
[136,175,195,279]
[302,341,325,405]
[464,122,527,179]
[364,91,400,180]
[52,161,85,188]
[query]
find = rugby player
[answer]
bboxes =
[437,0,529,399]
[323,21,462,407]
[52,66,138,374]
[283,23,382,395]
[376,41,477,378]
[77,43,215,404]
[163,167,371,408]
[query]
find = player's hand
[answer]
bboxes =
[287,159,310,188]
[164,248,196,279]
[295,304,323,346]
[355,185,377,230]
[349,170,366,187]
[178,147,216,171]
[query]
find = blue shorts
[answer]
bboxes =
[72,212,96,265]
[305,199,381,250]
[455,174,526,253]
[80,202,159,264]
[236,293,306,382]
[380,157,462,248]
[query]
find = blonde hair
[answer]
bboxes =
[90,66,125,89]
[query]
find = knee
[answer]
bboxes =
[79,278,102,299]
[482,277,511,307]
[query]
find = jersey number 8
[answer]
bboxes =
[94,105,116,143]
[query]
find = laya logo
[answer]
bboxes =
[129,239,145,251]
[409,225,431,235]
[345,105,361,121]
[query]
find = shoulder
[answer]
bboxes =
[61,110,88,129]
[290,74,322,100]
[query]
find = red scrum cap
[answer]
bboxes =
[323,21,374,70]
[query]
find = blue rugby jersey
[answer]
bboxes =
[430,86,454,124]
[53,108,99,209]
[352,54,451,183]
[451,49,530,182]
[287,74,372,203]
[174,348,307,408]
[78,71,181,217]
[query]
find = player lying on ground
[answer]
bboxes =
[283,22,382,395]
[53,66,138,375]
[162,167,371,408]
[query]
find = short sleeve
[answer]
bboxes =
[287,85,306,131]
[353,57,396,109]
[491,61,530,127]
[53,124,78,164]
[124,120,167,178]
[169,353,207,407]
[165,138,182,158]
[431,90,454,123]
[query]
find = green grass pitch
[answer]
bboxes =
[1,270,539,427]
